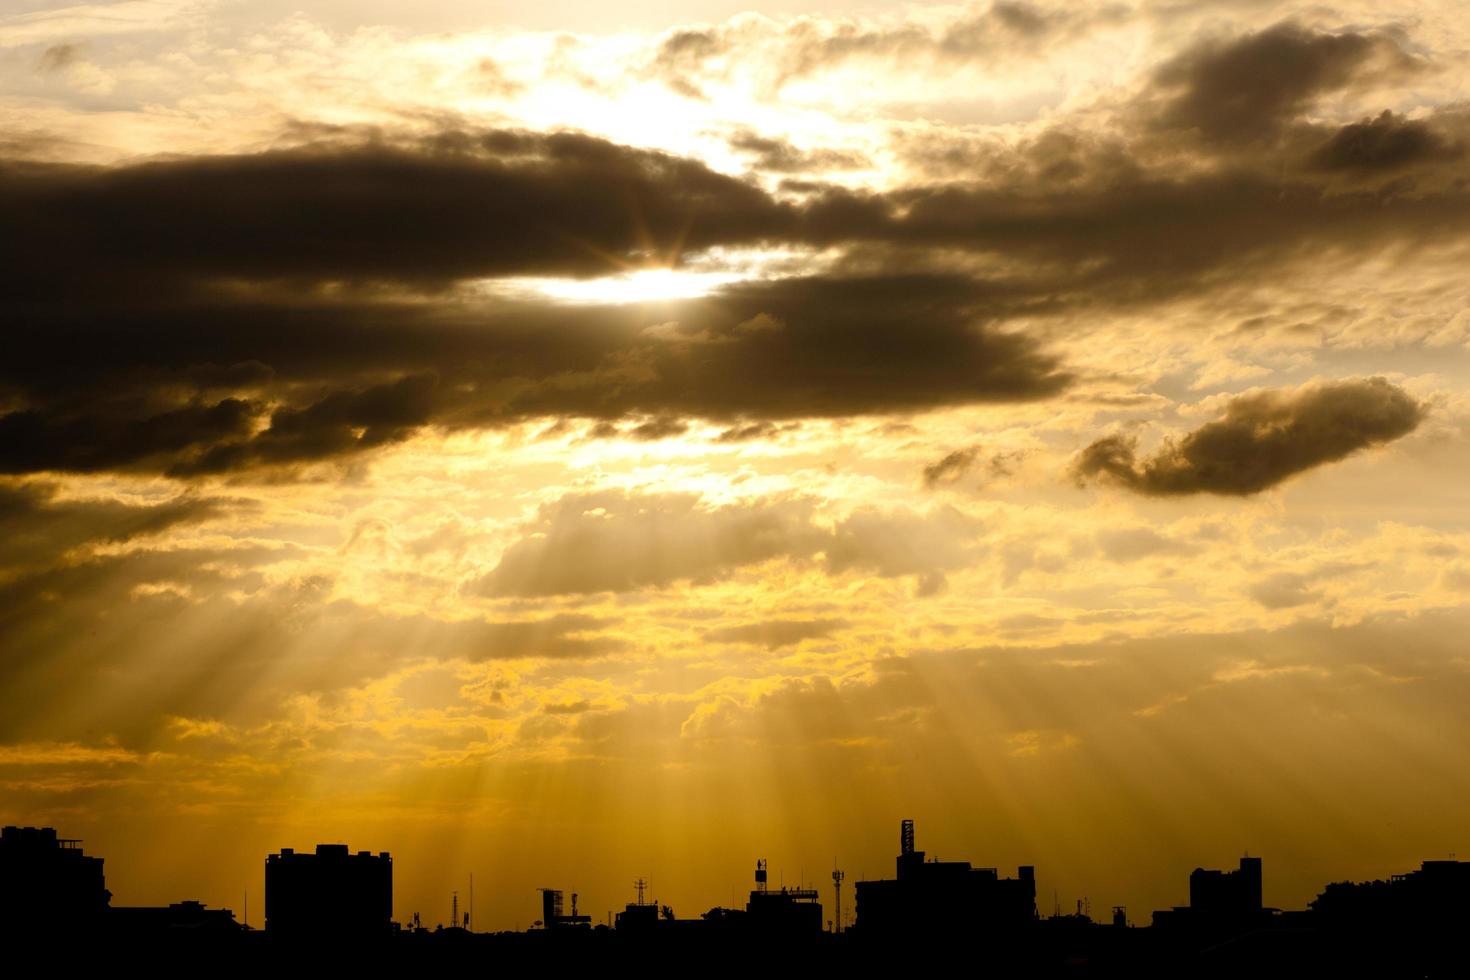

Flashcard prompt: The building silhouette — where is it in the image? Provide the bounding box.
[264,843,392,938]
[1190,855,1262,917]
[540,887,592,930]
[109,900,239,934]
[852,819,1035,937]
[1152,854,1268,933]
[6,819,1470,974]
[0,825,111,934]
[612,878,661,932]
[1312,858,1470,929]
[744,859,823,935]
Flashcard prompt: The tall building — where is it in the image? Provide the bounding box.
[0,826,111,934]
[264,843,392,938]
[853,820,1036,936]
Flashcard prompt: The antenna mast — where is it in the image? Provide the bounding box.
[832,867,845,933]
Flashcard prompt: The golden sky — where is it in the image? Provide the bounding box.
[3,0,1470,929]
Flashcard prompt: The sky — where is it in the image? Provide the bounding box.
[2,0,1469,930]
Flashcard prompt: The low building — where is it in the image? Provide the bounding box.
[853,820,1036,937]
[264,843,392,938]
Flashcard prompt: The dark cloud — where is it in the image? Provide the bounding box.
[0,130,791,298]
[704,618,848,649]
[175,373,440,475]
[1308,111,1461,174]
[0,398,258,475]
[7,99,1470,478]
[922,446,981,488]
[625,416,689,441]
[0,482,230,572]
[1076,378,1424,496]
[727,130,868,173]
[0,374,439,477]
[1152,22,1421,142]
[714,421,789,443]
[3,271,1070,475]
[0,141,781,333]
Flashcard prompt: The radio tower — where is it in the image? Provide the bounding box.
[831,867,845,933]
[451,891,458,930]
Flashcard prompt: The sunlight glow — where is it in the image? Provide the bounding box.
[507,268,747,305]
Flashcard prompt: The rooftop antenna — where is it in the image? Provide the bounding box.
[635,877,648,906]
[755,859,768,894]
[572,893,579,918]
[831,867,845,934]
[452,891,458,930]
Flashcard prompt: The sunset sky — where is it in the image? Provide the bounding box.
[3,0,1470,929]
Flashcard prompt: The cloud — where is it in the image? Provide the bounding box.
[626,416,689,441]
[2,270,1070,475]
[474,491,987,597]
[543,700,596,715]
[0,481,230,572]
[0,399,258,475]
[36,44,81,74]
[824,505,985,596]
[1248,571,1321,609]
[7,92,1470,479]
[1307,111,1461,174]
[727,130,868,173]
[1095,527,1184,563]
[922,446,981,488]
[714,420,789,443]
[473,491,824,597]
[0,130,793,297]
[651,2,1111,95]
[704,618,848,649]
[1076,378,1424,496]
[1152,22,1422,143]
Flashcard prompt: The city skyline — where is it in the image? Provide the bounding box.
[3,0,1470,943]
[1,817,1455,935]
